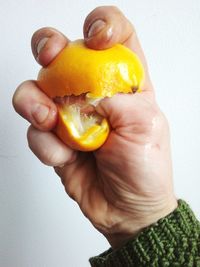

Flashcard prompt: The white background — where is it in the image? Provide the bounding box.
[0,0,200,266]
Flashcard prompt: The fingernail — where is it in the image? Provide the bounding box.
[36,37,49,54]
[32,104,49,124]
[88,19,106,38]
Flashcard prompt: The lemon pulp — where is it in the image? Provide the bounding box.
[54,94,109,150]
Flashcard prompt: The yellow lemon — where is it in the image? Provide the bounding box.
[37,40,144,151]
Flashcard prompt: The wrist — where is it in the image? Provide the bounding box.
[105,196,178,249]
[90,200,200,266]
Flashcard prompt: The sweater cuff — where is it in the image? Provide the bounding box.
[89,200,200,267]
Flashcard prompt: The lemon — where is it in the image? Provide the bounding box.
[37,40,144,151]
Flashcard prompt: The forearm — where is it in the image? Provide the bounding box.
[90,200,200,267]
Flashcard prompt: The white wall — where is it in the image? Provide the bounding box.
[0,0,200,266]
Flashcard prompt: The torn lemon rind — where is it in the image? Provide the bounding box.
[37,41,145,99]
[55,102,109,151]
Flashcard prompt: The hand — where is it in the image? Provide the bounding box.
[13,6,177,249]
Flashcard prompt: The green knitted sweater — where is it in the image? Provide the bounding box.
[90,200,200,267]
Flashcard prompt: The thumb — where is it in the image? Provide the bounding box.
[96,93,153,130]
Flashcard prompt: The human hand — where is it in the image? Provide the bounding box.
[13,6,177,249]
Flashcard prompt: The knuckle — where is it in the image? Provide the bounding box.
[27,125,35,149]
[66,187,76,201]
[39,145,74,167]
[108,5,122,14]
[62,180,77,201]
[27,126,76,167]
[134,100,165,134]
[97,5,121,13]
[40,148,62,166]
[27,125,33,140]
[15,80,31,94]
[12,80,29,110]
[43,155,56,166]
[35,148,61,166]
[147,106,169,135]
[88,5,122,21]
[27,127,58,166]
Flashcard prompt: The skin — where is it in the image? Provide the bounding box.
[13,6,177,249]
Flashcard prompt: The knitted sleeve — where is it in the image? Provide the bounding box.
[89,200,200,267]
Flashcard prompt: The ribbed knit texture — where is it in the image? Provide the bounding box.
[90,200,200,267]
